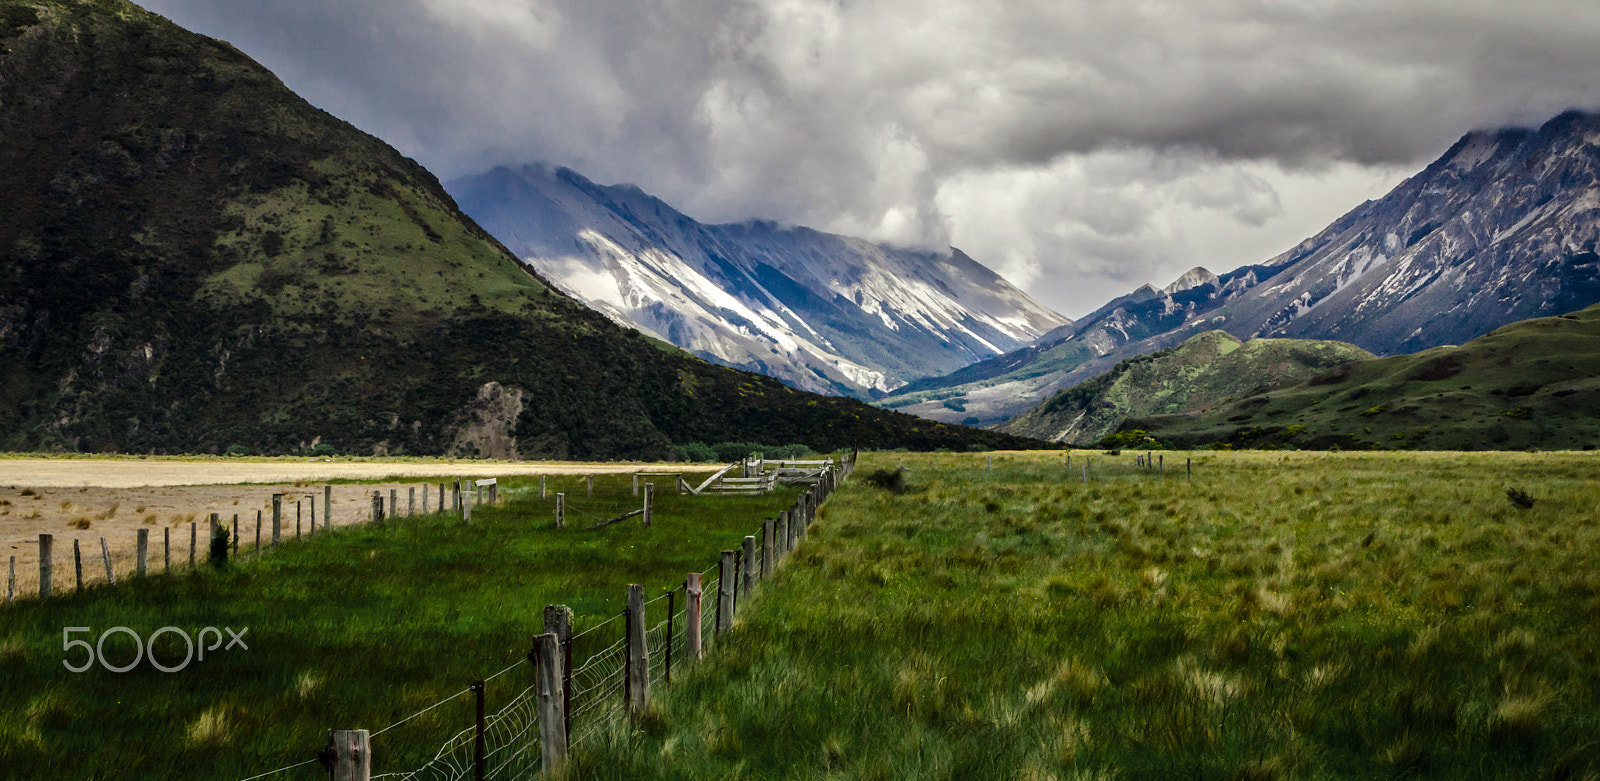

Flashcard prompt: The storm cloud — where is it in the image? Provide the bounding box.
[143,0,1600,316]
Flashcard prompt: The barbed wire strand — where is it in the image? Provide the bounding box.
[369,687,472,739]
[238,757,319,781]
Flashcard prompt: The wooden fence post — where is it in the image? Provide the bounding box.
[452,481,462,512]
[296,501,302,538]
[325,485,332,532]
[539,475,546,498]
[101,537,114,584]
[422,484,429,515]
[6,556,13,605]
[542,604,573,751]
[168,525,174,570]
[717,551,735,632]
[643,483,654,528]
[476,483,483,506]
[329,729,371,781]
[272,494,283,546]
[463,487,473,524]
[987,454,992,471]
[1187,458,1192,482]
[626,583,649,716]
[439,482,446,512]
[409,487,416,517]
[73,539,83,591]
[777,512,790,560]
[761,519,774,579]
[252,512,260,553]
[371,491,383,523]
[633,473,639,496]
[686,573,703,660]
[586,475,593,497]
[389,489,397,519]
[136,529,148,577]
[231,515,239,554]
[535,631,567,774]
[741,535,757,600]
[211,513,224,565]
[555,494,565,528]
[189,522,197,568]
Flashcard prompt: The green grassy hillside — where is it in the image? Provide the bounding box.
[1004,331,1373,445]
[0,0,1045,458]
[1128,305,1600,451]
[583,450,1600,779]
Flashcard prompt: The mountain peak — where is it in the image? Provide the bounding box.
[1162,267,1220,296]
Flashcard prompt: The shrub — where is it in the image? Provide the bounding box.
[210,525,230,568]
[676,442,717,463]
[710,441,764,462]
[1100,430,1165,450]
[862,468,909,493]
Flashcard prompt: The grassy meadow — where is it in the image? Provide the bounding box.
[586,450,1600,780]
[0,472,795,780]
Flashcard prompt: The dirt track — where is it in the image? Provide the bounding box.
[0,458,687,595]
[0,457,681,488]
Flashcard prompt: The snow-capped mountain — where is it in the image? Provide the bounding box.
[1207,108,1600,353]
[882,109,1600,426]
[446,164,1070,397]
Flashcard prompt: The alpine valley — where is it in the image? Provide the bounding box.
[881,110,1600,429]
[446,164,1069,398]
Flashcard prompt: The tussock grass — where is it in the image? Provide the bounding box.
[584,451,1600,779]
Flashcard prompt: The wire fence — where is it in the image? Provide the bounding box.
[3,482,482,605]
[236,456,854,780]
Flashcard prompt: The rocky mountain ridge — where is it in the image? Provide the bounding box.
[882,109,1600,426]
[447,163,1070,398]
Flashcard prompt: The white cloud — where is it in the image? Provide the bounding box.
[143,0,1600,315]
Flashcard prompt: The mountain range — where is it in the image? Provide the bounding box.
[446,164,1069,398]
[881,110,1600,427]
[0,0,1045,458]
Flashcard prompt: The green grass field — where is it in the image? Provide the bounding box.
[584,451,1600,780]
[0,472,796,780]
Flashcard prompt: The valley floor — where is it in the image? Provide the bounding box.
[580,449,1600,780]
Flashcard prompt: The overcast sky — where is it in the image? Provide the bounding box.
[144,0,1600,318]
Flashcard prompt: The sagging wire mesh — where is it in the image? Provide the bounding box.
[567,630,627,747]
[370,680,542,781]
[646,617,669,682]
[701,576,719,648]
[670,603,689,665]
